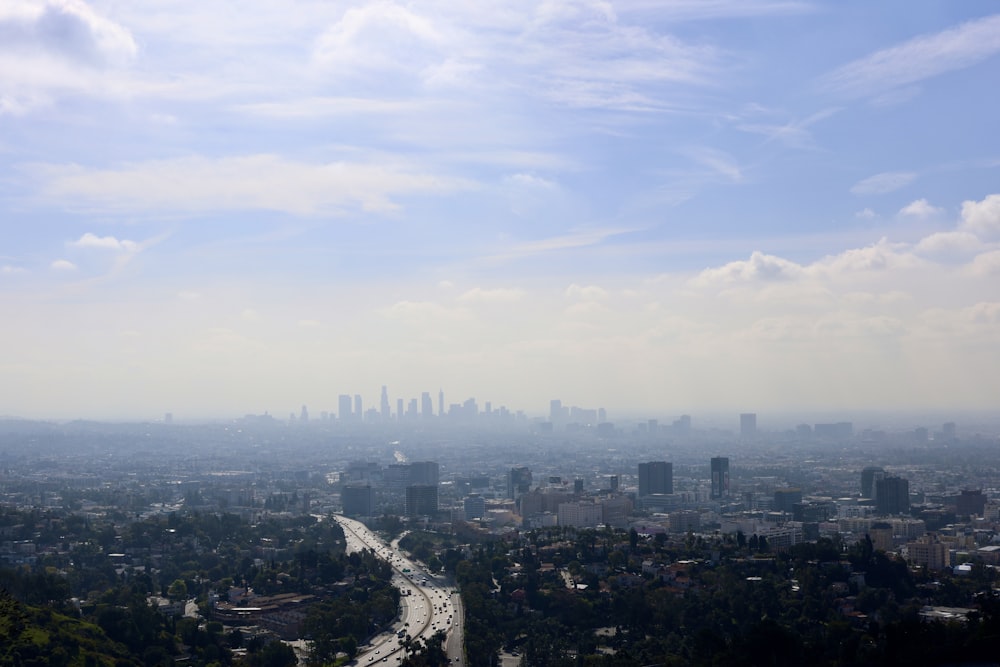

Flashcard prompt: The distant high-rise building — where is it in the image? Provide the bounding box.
[598,408,607,423]
[341,485,374,517]
[550,399,562,423]
[673,414,691,436]
[740,413,757,440]
[354,394,363,420]
[338,394,352,421]
[875,476,910,515]
[773,488,802,513]
[409,461,439,487]
[438,389,444,417]
[861,466,885,499]
[814,422,853,439]
[508,466,532,499]
[574,479,584,493]
[942,422,957,441]
[421,392,433,418]
[638,461,673,496]
[558,500,602,528]
[957,489,986,518]
[380,386,391,420]
[405,485,438,517]
[464,494,485,521]
[710,456,730,499]
[609,475,619,492]
[164,412,173,424]
[397,398,404,421]
[300,405,309,423]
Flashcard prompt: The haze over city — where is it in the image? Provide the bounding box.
[2,1,999,420]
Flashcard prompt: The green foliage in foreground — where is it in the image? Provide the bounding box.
[457,528,1000,667]
[1,588,143,667]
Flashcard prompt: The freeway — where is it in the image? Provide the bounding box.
[334,515,463,666]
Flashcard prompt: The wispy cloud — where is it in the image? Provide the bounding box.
[682,147,743,182]
[850,171,917,195]
[482,227,638,265]
[736,107,841,149]
[30,154,473,217]
[821,13,1000,99]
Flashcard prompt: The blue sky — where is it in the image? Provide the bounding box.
[1,0,999,421]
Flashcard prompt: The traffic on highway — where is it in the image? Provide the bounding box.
[334,515,462,665]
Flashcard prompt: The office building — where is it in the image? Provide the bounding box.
[464,494,486,521]
[421,392,433,418]
[508,467,532,499]
[710,457,730,500]
[405,485,438,517]
[773,488,803,514]
[341,485,374,517]
[942,422,957,441]
[380,386,391,420]
[814,422,853,440]
[861,466,885,499]
[638,461,673,497]
[740,413,757,440]
[354,394,362,420]
[907,534,948,570]
[409,461,440,487]
[957,490,986,518]
[338,394,352,421]
[875,476,910,515]
[558,501,602,528]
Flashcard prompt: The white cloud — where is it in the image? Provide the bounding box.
[50,259,76,271]
[914,231,983,257]
[960,193,1000,240]
[855,208,876,219]
[817,238,924,274]
[32,154,472,216]
[2,265,26,275]
[566,284,609,300]
[821,13,1000,99]
[0,0,137,65]
[0,0,137,113]
[968,250,1000,276]
[899,198,942,217]
[691,251,805,287]
[850,171,916,195]
[70,232,137,251]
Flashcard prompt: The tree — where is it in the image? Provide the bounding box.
[167,579,187,600]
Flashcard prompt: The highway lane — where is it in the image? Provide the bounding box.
[334,515,463,665]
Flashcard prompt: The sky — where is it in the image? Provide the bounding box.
[1,0,999,421]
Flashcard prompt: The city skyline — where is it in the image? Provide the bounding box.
[2,2,999,419]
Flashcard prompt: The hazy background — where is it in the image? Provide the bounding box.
[1,0,998,420]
